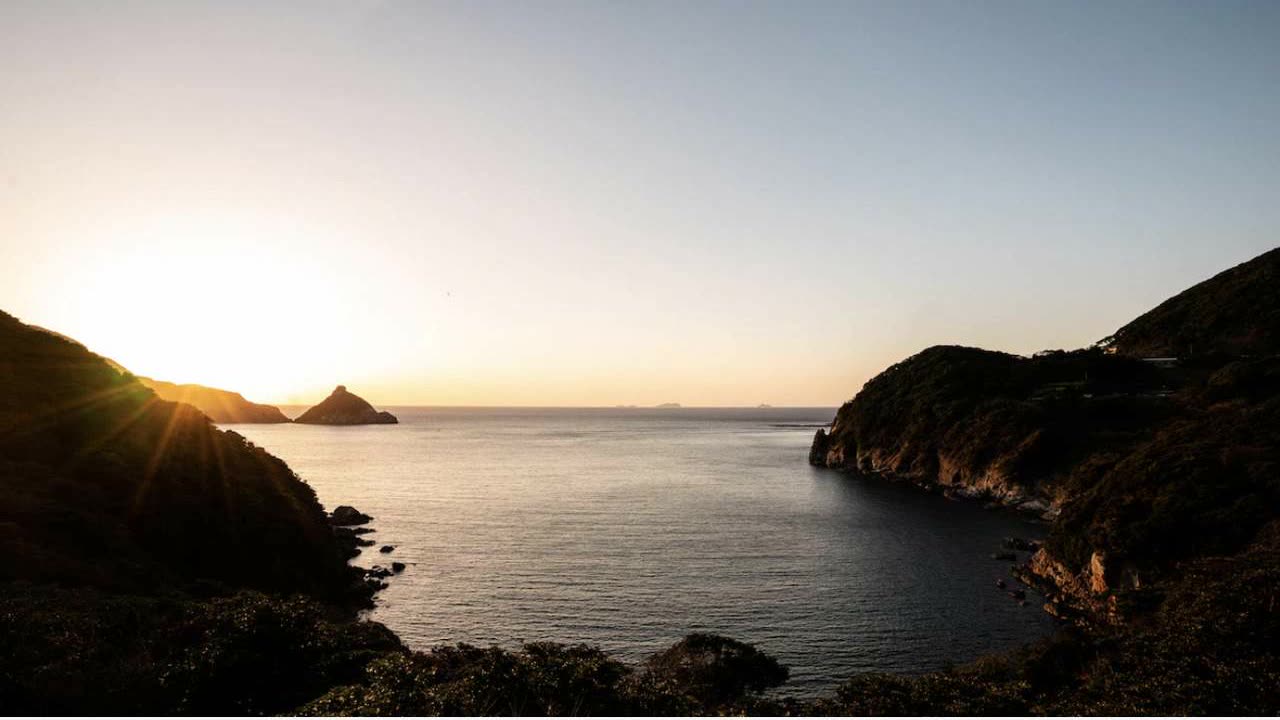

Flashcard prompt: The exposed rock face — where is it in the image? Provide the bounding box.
[138,377,290,423]
[808,345,1163,515]
[294,386,398,425]
[1021,548,1121,624]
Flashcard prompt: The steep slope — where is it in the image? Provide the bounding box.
[0,310,350,596]
[294,385,397,425]
[810,246,1280,625]
[1107,246,1280,357]
[811,346,1166,513]
[137,377,290,423]
[1035,355,1280,613]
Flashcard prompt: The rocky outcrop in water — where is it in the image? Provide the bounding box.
[330,505,373,526]
[294,386,398,425]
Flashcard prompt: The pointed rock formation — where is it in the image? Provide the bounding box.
[294,385,398,425]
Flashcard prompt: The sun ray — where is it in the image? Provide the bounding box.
[133,401,201,512]
[60,395,160,468]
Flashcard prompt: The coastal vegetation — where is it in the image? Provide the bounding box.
[2,247,1278,715]
[1105,246,1280,357]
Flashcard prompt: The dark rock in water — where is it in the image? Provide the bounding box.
[333,526,376,559]
[991,551,1017,562]
[391,562,406,573]
[1009,589,1027,600]
[366,565,393,579]
[379,545,395,554]
[996,578,1007,589]
[330,505,373,526]
[808,428,830,466]
[294,385,398,425]
[1003,536,1041,552]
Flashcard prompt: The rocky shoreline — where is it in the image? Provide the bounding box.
[811,427,1059,518]
[328,505,407,607]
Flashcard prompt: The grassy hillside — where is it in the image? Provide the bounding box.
[1107,246,1280,357]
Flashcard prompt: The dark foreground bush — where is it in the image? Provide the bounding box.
[300,633,791,716]
[633,633,790,713]
[0,587,401,715]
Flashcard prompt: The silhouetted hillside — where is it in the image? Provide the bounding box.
[812,346,1167,511]
[0,310,348,595]
[137,377,290,424]
[1107,246,1280,357]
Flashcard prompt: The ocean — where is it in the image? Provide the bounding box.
[228,406,1055,695]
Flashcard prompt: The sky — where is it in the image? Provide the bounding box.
[2,1,1278,406]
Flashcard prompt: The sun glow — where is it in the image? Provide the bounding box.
[45,213,383,404]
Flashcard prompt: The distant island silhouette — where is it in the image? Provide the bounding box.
[294,385,398,425]
[137,377,290,424]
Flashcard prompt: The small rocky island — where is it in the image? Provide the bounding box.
[294,385,398,425]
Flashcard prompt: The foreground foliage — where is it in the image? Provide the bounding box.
[0,586,791,716]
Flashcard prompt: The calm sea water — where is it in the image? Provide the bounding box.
[228,407,1054,695]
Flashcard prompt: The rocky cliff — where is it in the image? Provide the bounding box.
[137,377,290,423]
[811,246,1280,622]
[294,385,398,425]
[811,346,1166,516]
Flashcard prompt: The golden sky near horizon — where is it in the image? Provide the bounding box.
[3,2,1277,406]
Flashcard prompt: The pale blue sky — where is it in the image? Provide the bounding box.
[2,1,1277,405]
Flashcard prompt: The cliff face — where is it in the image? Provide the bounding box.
[294,386,398,425]
[0,310,351,596]
[812,346,1166,515]
[137,377,290,423]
